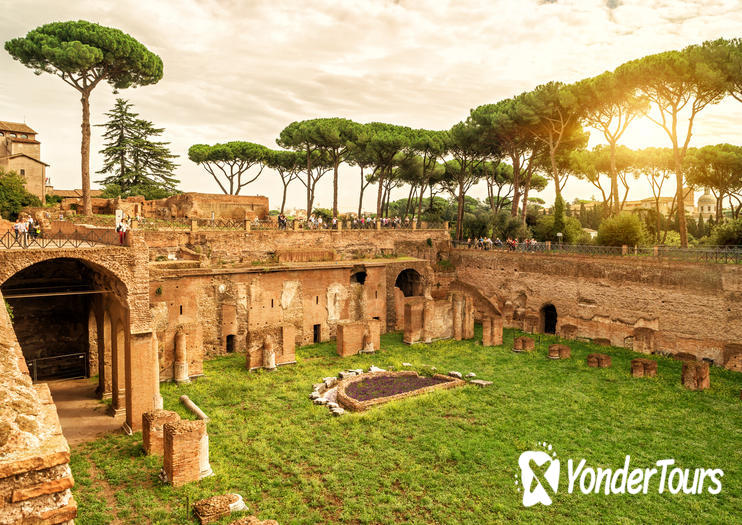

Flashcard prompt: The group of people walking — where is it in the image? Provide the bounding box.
[464,237,540,251]
[350,216,411,229]
[12,216,41,246]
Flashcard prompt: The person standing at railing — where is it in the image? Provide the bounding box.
[116,219,128,245]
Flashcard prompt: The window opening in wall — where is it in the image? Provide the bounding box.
[313,324,321,343]
[226,334,235,353]
[271,298,274,308]
[20,169,25,176]
[316,296,319,304]
[179,305,183,315]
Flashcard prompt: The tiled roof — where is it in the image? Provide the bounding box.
[0,121,36,134]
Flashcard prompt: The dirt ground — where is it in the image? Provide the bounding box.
[48,378,125,446]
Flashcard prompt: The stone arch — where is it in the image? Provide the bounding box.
[394,268,423,297]
[0,251,156,433]
[540,303,557,334]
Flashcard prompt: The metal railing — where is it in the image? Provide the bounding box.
[0,227,124,249]
[27,352,87,382]
[451,240,742,264]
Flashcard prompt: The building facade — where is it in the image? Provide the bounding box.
[0,121,48,202]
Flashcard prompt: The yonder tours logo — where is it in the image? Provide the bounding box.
[516,442,723,507]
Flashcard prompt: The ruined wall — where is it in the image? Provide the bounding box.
[148,262,393,379]
[451,250,742,370]
[0,291,77,524]
[143,228,450,265]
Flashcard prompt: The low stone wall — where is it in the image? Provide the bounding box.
[0,291,76,524]
[143,228,450,264]
[336,371,465,411]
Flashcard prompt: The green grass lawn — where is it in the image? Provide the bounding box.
[70,328,742,524]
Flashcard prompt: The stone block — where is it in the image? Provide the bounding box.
[631,358,658,378]
[336,321,364,357]
[163,420,206,487]
[470,380,493,387]
[513,336,535,352]
[681,361,710,391]
[587,353,611,368]
[143,409,181,456]
[403,298,425,344]
[548,344,571,359]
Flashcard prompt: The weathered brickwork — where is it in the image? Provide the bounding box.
[142,410,181,456]
[162,420,205,487]
[451,250,742,370]
[0,293,76,524]
[143,228,450,265]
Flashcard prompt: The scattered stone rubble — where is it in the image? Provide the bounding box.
[193,493,248,524]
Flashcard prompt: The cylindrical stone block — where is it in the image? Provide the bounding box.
[174,331,190,384]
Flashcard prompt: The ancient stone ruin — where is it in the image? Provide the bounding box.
[548,344,571,359]
[631,358,658,378]
[681,361,710,391]
[513,336,535,352]
[586,353,612,368]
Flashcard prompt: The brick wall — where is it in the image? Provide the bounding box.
[450,250,742,368]
[0,290,77,524]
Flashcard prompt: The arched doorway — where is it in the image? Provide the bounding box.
[1,258,127,387]
[394,269,423,297]
[541,304,557,334]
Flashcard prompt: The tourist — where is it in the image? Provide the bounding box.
[116,219,128,245]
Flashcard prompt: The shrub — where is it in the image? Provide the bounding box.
[597,212,648,246]
[0,168,41,220]
[709,218,742,246]
[533,215,584,244]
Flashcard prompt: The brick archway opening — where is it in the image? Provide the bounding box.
[395,269,423,297]
[540,304,557,335]
[1,257,127,383]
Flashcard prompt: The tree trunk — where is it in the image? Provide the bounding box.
[305,150,313,218]
[521,177,531,227]
[674,156,688,248]
[416,182,426,222]
[81,92,92,215]
[357,167,365,218]
[280,183,288,214]
[609,141,619,216]
[376,170,385,217]
[510,154,521,217]
[403,184,415,218]
[332,160,339,218]
[456,182,465,241]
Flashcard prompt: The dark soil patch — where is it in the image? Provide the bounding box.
[345,375,449,401]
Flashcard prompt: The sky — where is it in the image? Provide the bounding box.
[2,0,742,212]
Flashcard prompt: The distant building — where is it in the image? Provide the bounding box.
[568,187,715,218]
[0,121,49,202]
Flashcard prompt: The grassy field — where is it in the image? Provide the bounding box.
[70,328,742,524]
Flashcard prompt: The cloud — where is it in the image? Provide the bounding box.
[1,0,742,211]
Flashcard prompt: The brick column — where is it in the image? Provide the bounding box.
[491,317,503,346]
[244,220,251,231]
[190,219,198,232]
[162,420,206,486]
[482,316,492,346]
[403,298,424,344]
[452,294,463,341]
[142,410,180,455]
[125,332,158,433]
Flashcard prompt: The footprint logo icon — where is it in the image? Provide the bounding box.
[516,442,560,507]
